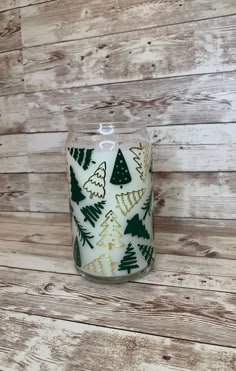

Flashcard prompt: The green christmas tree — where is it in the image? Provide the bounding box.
[81,201,106,227]
[73,214,94,249]
[124,214,150,239]
[142,190,152,220]
[68,147,94,170]
[110,149,132,187]
[138,244,154,266]
[70,165,85,205]
[73,236,81,267]
[118,242,139,274]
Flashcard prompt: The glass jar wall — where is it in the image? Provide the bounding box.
[66,123,154,283]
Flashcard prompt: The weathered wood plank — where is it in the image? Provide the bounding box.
[0,173,29,211]
[1,311,235,371]
[156,217,236,260]
[0,8,21,53]
[0,50,24,96]
[21,0,236,48]
[23,16,236,92]
[1,172,236,218]
[156,144,236,171]
[0,211,70,225]
[0,266,235,346]
[0,221,71,245]
[29,173,69,212]
[0,1,17,12]
[1,123,236,172]
[0,155,29,172]
[0,94,26,134]
[0,133,27,156]
[0,213,235,259]
[0,237,235,293]
[152,124,236,145]
[29,172,236,218]
[155,172,236,219]
[26,143,236,173]
[25,72,236,132]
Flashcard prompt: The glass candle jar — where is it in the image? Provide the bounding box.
[66,123,154,283]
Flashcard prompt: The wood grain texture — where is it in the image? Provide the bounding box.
[0,173,29,211]
[0,220,71,245]
[0,1,236,366]
[0,236,235,293]
[1,310,235,371]
[1,123,236,173]
[24,71,236,133]
[156,217,236,260]
[0,0,17,12]
[0,50,24,96]
[0,8,21,53]
[26,170,236,218]
[155,172,236,219]
[23,15,236,92]
[0,94,26,134]
[0,213,235,259]
[21,0,236,48]
[0,211,70,225]
[0,266,236,347]
[1,172,236,218]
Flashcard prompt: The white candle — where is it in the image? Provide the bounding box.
[67,142,154,279]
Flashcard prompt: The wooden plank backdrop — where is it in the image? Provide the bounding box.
[0,0,236,369]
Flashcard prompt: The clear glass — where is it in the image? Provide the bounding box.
[66,123,154,283]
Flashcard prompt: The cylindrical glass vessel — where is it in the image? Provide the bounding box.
[66,123,154,283]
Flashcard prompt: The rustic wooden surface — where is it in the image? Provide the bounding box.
[1,0,236,369]
[0,213,236,370]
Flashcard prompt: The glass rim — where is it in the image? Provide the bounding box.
[68,122,147,135]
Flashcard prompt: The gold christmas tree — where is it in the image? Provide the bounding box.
[130,143,149,181]
[116,188,146,216]
[97,210,125,250]
[83,162,106,199]
[83,253,116,275]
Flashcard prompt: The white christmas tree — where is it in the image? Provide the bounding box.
[83,162,106,199]
[97,210,125,250]
[83,253,116,275]
[130,143,149,181]
[116,188,146,216]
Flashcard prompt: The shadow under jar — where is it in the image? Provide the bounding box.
[66,123,155,283]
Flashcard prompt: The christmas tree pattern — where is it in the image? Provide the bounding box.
[138,244,154,266]
[116,188,146,216]
[141,189,153,220]
[130,143,149,181]
[97,210,125,250]
[70,165,86,205]
[81,201,106,227]
[68,147,94,170]
[118,242,139,274]
[124,214,150,239]
[83,162,106,199]
[83,253,116,275]
[73,236,81,267]
[149,157,153,174]
[110,149,132,188]
[73,214,94,249]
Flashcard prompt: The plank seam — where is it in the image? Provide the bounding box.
[21,70,236,96]
[0,263,235,290]
[21,13,236,50]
